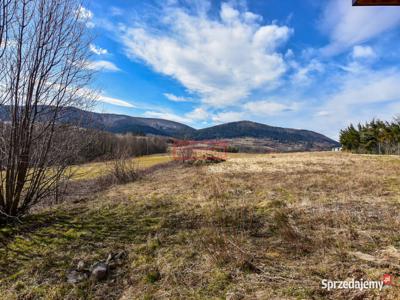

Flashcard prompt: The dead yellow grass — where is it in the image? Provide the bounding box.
[70,154,172,180]
[1,152,400,299]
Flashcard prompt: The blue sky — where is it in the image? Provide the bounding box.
[81,0,400,139]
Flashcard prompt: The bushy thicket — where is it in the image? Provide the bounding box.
[74,129,168,164]
[340,118,400,154]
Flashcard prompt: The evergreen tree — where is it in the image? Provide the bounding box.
[339,117,400,155]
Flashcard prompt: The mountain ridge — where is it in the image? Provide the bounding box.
[0,106,340,149]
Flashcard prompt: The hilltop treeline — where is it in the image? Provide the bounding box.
[340,118,400,154]
[73,130,168,164]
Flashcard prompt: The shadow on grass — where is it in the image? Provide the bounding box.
[0,197,176,299]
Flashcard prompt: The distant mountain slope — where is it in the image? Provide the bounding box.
[0,106,339,149]
[0,106,196,138]
[191,120,339,145]
[58,107,197,137]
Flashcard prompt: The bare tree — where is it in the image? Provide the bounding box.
[0,0,15,85]
[0,0,13,56]
[0,0,94,219]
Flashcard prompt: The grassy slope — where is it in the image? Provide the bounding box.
[1,152,400,299]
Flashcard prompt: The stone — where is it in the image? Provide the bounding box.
[114,250,126,260]
[106,253,113,264]
[67,270,87,284]
[76,260,85,272]
[91,262,108,281]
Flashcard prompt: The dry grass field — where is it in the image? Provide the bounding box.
[70,154,173,180]
[1,152,400,299]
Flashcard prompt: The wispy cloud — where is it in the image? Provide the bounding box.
[98,95,135,108]
[164,93,193,102]
[327,69,400,106]
[304,65,400,139]
[203,100,298,125]
[71,87,136,109]
[289,59,324,85]
[144,106,209,124]
[143,111,191,124]
[186,107,209,120]
[319,1,400,55]
[315,111,331,117]
[352,45,376,59]
[211,111,246,123]
[244,100,298,115]
[87,60,120,72]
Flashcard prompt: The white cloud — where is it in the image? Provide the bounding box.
[290,59,324,84]
[352,45,375,59]
[75,87,135,108]
[306,66,400,139]
[98,95,135,108]
[78,6,93,20]
[90,44,108,55]
[244,100,298,115]
[142,99,298,126]
[320,1,400,55]
[315,110,331,117]
[77,6,95,28]
[144,107,209,124]
[144,111,191,124]
[204,100,298,126]
[186,107,209,120]
[220,3,239,23]
[87,60,120,72]
[164,93,192,102]
[328,69,400,106]
[212,111,246,123]
[121,2,291,107]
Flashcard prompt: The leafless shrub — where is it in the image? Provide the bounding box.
[106,152,140,184]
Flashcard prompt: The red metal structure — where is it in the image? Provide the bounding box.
[171,140,228,161]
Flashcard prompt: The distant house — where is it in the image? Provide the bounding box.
[332,147,342,152]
